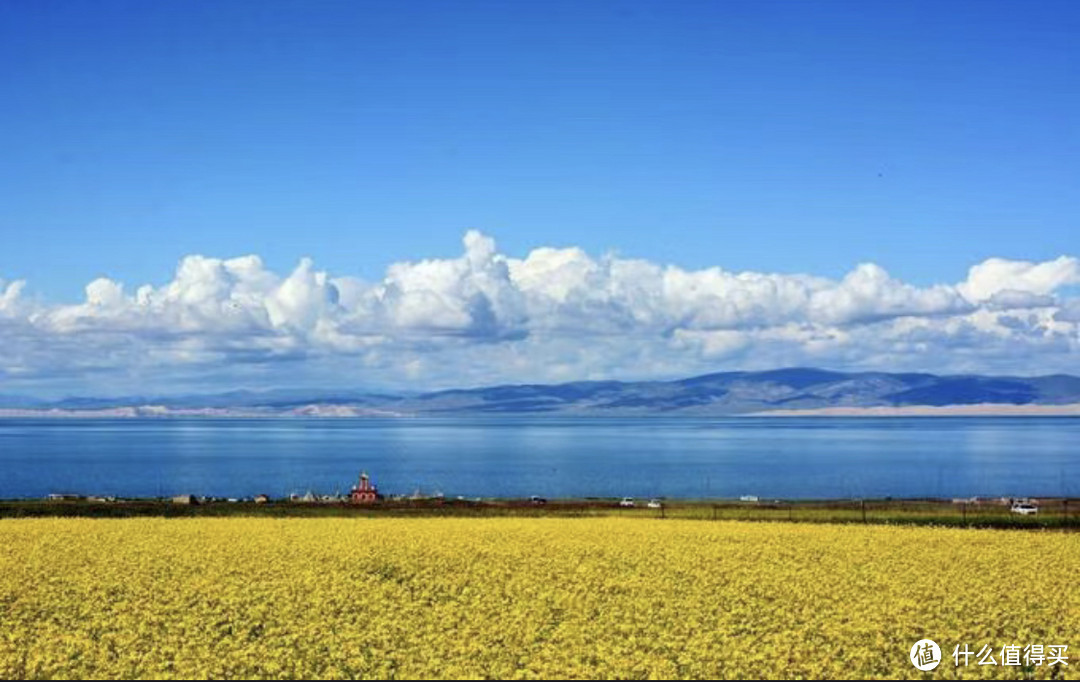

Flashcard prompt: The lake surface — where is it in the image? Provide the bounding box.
[1,417,1078,500]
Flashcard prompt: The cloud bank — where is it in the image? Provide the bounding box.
[2,232,1079,394]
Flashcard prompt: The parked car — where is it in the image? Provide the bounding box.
[619,497,636,508]
[1011,503,1038,515]
[647,499,663,509]
[529,495,547,505]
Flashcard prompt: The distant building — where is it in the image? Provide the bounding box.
[350,472,381,504]
[171,494,197,505]
[46,493,81,501]
[253,494,270,504]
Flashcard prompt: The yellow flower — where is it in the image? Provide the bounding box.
[0,518,1076,679]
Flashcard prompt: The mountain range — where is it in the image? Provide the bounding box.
[4,368,1080,416]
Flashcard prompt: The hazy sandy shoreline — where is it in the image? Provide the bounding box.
[750,403,1080,417]
[0,406,410,418]
[3,403,1080,418]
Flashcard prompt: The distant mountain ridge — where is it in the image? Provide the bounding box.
[4,368,1080,416]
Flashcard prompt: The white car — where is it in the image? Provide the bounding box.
[1011,503,1038,515]
[619,497,636,508]
[647,499,663,509]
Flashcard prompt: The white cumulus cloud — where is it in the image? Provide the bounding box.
[0,279,25,315]
[959,256,1080,302]
[1,232,1078,393]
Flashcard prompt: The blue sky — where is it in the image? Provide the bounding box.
[0,0,1078,395]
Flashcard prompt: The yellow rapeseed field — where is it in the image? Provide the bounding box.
[0,518,1076,679]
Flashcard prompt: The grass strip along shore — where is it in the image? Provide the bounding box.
[1,496,1078,530]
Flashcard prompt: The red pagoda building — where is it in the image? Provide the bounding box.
[350,472,381,504]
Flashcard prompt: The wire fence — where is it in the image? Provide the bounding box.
[657,498,1079,529]
[2,497,1078,529]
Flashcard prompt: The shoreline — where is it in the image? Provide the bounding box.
[3,403,1080,418]
[748,402,1080,417]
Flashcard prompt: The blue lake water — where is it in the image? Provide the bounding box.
[1,417,1078,500]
